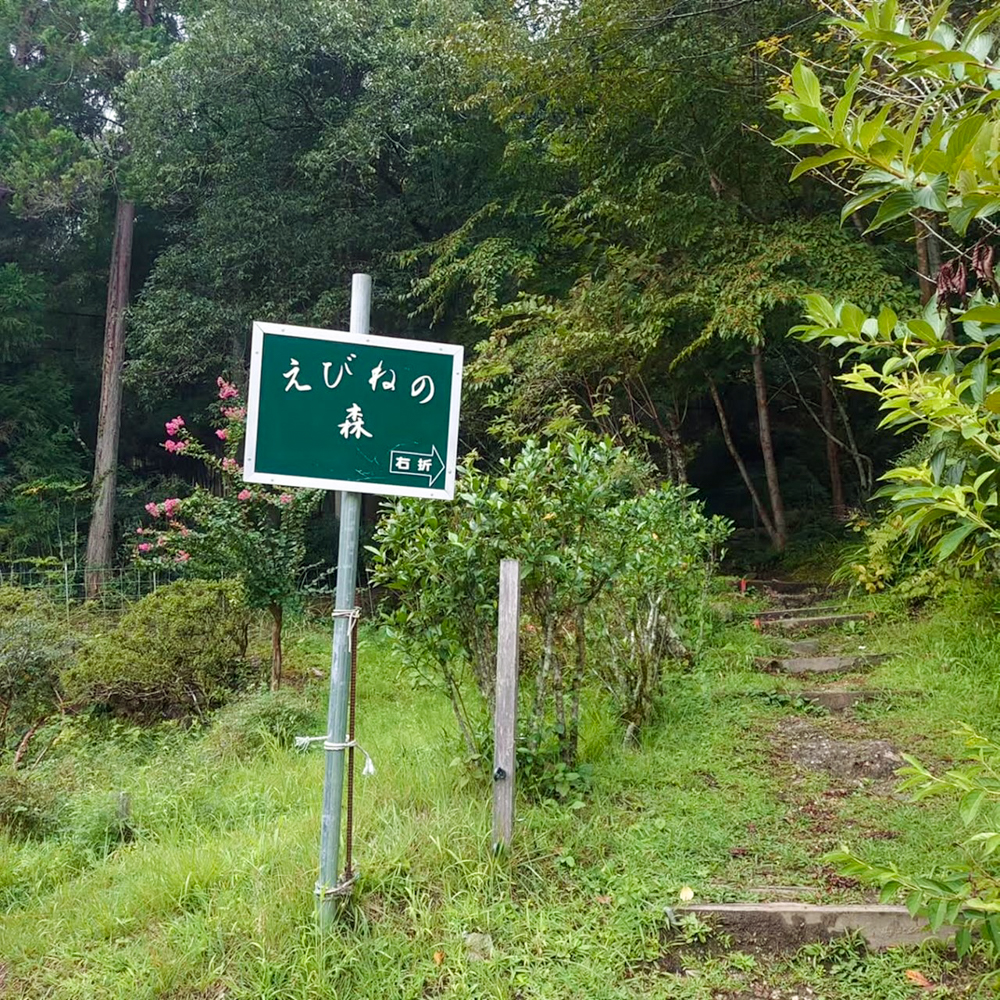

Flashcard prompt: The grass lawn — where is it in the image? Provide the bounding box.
[2,583,1000,998]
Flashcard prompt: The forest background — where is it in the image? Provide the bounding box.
[0,0,942,581]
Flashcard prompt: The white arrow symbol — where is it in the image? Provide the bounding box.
[388,445,445,488]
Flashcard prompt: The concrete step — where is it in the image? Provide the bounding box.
[678,903,952,951]
[755,654,889,676]
[762,613,869,634]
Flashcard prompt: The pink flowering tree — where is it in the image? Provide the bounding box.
[136,377,323,690]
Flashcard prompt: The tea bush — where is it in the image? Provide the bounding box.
[64,580,251,721]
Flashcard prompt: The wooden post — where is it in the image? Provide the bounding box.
[492,559,520,852]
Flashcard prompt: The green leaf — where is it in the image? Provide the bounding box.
[914,173,948,211]
[792,62,822,107]
[960,304,1000,324]
[937,521,977,562]
[866,189,916,231]
[841,184,896,222]
[959,788,987,824]
[955,925,972,958]
[790,150,852,180]
[983,915,1000,954]
[970,359,988,404]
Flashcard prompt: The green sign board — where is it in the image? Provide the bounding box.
[244,322,464,499]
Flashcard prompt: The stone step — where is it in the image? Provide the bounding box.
[742,579,827,595]
[780,639,820,656]
[797,690,878,712]
[677,903,952,951]
[749,606,842,622]
[762,613,869,634]
[754,654,889,675]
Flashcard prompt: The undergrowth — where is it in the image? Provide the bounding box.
[2,590,1000,998]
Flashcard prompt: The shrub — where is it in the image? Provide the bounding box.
[371,432,730,765]
[203,689,322,761]
[0,772,60,839]
[592,485,730,743]
[137,378,324,691]
[0,585,71,748]
[64,580,251,721]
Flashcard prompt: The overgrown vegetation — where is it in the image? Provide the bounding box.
[5,0,1000,993]
[0,597,999,997]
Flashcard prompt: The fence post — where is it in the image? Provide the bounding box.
[492,558,520,853]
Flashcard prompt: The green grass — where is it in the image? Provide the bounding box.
[3,588,1000,998]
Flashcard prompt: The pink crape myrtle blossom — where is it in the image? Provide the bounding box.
[215,428,228,441]
[163,439,188,454]
[279,493,293,505]
[165,416,185,437]
[137,543,152,554]
[145,502,161,517]
[238,489,253,501]
[162,498,181,517]
[221,406,246,421]
[175,550,190,563]
[217,377,239,400]
[222,457,241,473]
[157,536,167,547]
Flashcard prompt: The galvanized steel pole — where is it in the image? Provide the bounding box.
[317,273,370,926]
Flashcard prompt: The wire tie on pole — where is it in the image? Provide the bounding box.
[294,735,375,775]
[313,871,357,899]
[331,607,362,621]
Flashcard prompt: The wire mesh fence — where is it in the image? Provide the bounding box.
[0,561,175,618]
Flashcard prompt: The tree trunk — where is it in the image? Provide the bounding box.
[269,603,283,691]
[655,406,688,487]
[566,606,585,766]
[818,357,845,520]
[915,216,935,305]
[84,197,135,598]
[750,343,786,552]
[707,377,779,548]
[133,0,155,27]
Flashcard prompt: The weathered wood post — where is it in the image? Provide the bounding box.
[492,558,520,852]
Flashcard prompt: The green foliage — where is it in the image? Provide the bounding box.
[371,433,651,764]
[0,585,70,745]
[775,0,1000,568]
[836,509,958,598]
[0,771,59,840]
[371,432,729,767]
[773,0,1000,237]
[64,579,250,720]
[203,689,323,762]
[122,0,492,400]
[0,108,102,218]
[827,726,1000,960]
[0,262,43,361]
[593,487,730,739]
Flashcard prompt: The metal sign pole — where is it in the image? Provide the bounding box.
[317,273,370,926]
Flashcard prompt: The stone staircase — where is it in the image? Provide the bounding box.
[675,577,941,953]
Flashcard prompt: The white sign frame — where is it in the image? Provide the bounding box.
[243,321,464,500]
